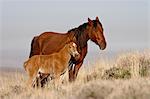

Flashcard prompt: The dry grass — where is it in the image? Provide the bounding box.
[0,50,150,99]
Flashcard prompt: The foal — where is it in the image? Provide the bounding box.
[24,42,80,87]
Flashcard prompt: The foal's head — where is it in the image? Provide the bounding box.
[67,42,80,60]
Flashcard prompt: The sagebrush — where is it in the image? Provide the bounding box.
[0,50,150,99]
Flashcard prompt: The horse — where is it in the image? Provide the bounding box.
[24,42,80,87]
[29,17,107,82]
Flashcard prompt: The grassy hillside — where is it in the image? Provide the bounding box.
[0,50,150,99]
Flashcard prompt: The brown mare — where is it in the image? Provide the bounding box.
[24,42,80,87]
[29,17,107,82]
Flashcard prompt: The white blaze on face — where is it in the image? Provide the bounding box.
[71,42,79,56]
[72,42,76,47]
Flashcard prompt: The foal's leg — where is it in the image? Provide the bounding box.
[27,78,33,87]
[54,75,60,89]
[28,76,38,88]
[32,74,40,88]
[31,72,43,88]
[40,73,50,88]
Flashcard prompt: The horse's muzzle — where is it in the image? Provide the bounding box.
[99,41,106,50]
[74,52,80,61]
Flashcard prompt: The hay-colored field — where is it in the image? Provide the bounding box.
[0,50,150,99]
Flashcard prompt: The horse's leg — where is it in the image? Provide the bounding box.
[69,46,87,82]
[73,61,83,80]
[68,63,74,82]
[69,61,83,82]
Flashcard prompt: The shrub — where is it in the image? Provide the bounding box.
[102,67,131,79]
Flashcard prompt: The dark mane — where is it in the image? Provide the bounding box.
[68,23,88,33]
[68,20,103,33]
[67,22,89,49]
[67,23,88,45]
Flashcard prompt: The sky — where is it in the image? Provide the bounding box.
[0,0,150,68]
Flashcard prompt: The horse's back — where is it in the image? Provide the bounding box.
[38,32,69,55]
[29,32,69,57]
[39,32,66,40]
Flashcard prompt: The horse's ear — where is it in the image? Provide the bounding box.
[96,16,99,21]
[88,18,92,26]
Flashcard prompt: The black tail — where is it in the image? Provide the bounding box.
[29,36,39,58]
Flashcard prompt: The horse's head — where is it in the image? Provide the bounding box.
[88,17,107,50]
[68,42,80,61]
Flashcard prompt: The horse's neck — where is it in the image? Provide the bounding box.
[71,29,89,48]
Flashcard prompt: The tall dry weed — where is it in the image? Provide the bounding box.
[0,50,150,99]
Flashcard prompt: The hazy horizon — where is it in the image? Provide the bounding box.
[0,0,150,68]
